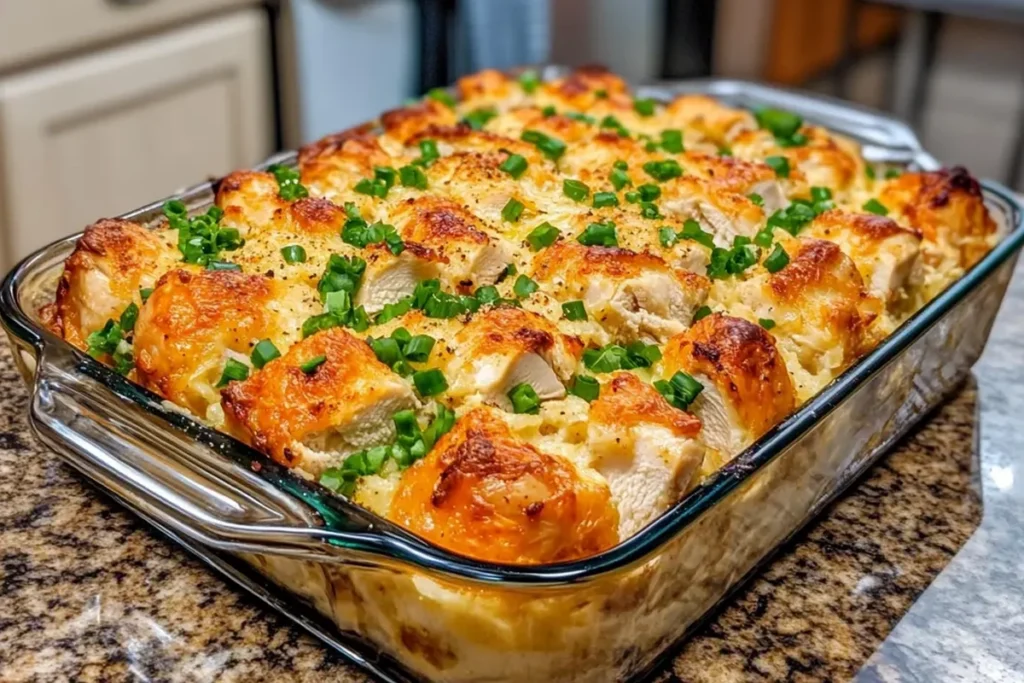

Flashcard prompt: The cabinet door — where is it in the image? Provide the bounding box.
[0,9,273,268]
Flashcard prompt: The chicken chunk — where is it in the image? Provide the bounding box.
[587,372,705,537]
[388,196,514,291]
[803,209,922,303]
[388,406,619,564]
[660,314,796,460]
[682,151,800,213]
[379,99,460,145]
[662,94,756,146]
[731,127,862,198]
[879,167,997,269]
[659,176,765,248]
[446,306,583,407]
[133,269,319,420]
[532,241,710,343]
[221,327,417,475]
[49,219,180,350]
[354,243,445,314]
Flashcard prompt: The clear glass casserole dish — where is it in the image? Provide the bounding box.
[2,75,1021,682]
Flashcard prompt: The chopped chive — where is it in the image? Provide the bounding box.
[758,318,776,330]
[654,371,704,410]
[526,222,561,250]
[659,226,679,247]
[207,261,241,271]
[885,167,902,179]
[633,98,656,117]
[369,337,403,366]
[680,219,715,249]
[577,221,618,247]
[399,164,428,190]
[568,374,600,402]
[250,339,281,369]
[216,358,249,387]
[610,167,631,191]
[593,191,619,208]
[748,193,764,207]
[502,197,526,222]
[755,108,803,139]
[418,139,440,166]
[563,179,590,202]
[518,70,541,94]
[863,198,889,216]
[413,368,448,396]
[660,129,684,153]
[521,130,567,160]
[513,275,538,298]
[427,87,456,108]
[541,105,557,117]
[765,156,790,178]
[300,355,327,375]
[119,303,139,332]
[764,243,790,273]
[281,244,307,264]
[692,305,712,323]
[500,153,529,179]
[403,335,436,362]
[139,287,154,303]
[561,300,587,321]
[624,190,640,203]
[639,202,661,219]
[463,107,497,130]
[508,383,541,414]
[642,159,683,182]
[811,186,833,203]
[475,285,500,305]
[638,183,661,202]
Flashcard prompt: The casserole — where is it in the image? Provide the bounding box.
[3,67,1021,682]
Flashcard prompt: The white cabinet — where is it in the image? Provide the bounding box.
[0,9,272,268]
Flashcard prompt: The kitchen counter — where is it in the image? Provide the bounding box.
[2,263,1024,682]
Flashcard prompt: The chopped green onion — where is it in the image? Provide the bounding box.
[281,245,307,264]
[764,243,790,273]
[639,202,661,219]
[600,115,629,137]
[885,168,902,179]
[216,358,250,387]
[513,274,538,298]
[207,261,241,271]
[502,197,526,222]
[638,183,661,202]
[422,403,456,449]
[561,300,587,321]
[541,105,557,117]
[593,191,619,208]
[655,371,704,410]
[399,164,428,190]
[624,190,640,203]
[518,70,540,94]
[119,303,139,332]
[863,198,889,216]
[642,159,683,182]
[659,226,679,248]
[500,154,529,179]
[755,108,803,139]
[251,339,281,369]
[610,167,631,191]
[866,166,877,180]
[633,98,656,117]
[526,222,561,250]
[300,355,327,375]
[324,289,352,315]
[521,130,567,160]
[660,129,684,153]
[508,383,541,414]
[463,107,497,130]
[577,220,618,247]
[692,305,712,323]
[568,374,600,402]
[427,87,456,108]
[582,342,660,373]
[369,336,403,366]
[565,111,596,124]
[418,139,440,166]
[404,335,436,362]
[475,285,500,305]
[810,186,832,203]
[269,164,309,201]
[759,318,776,330]
[754,227,774,248]
[563,179,590,202]
[765,156,790,178]
[748,193,764,207]
[680,219,715,249]
[413,368,448,396]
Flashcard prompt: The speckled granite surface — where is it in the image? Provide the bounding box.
[1,263,1023,682]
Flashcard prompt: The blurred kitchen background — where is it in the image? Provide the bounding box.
[0,0,1022,270]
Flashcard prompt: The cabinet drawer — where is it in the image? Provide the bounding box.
[0,10,273,268]
[0,0,255,71]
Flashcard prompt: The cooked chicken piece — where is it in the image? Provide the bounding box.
[532,241,710,344]
[534,65,632,114]
[587,372,705,537]
[388,196,514,291]
[731,127,863,198]
[297,128,402,212]
[221,327,417,475]
[133,269,319,421]
[879,167,997,269]
[355,243,444,314]
[682,151,803,213]
[48,219,181,350]
[446,306,583,406]
[659,176,765,248]
[663,94,756,146]
[803,209,922,302]
[388,406,619,564]
[718,237,882,401]
[660,314,796,459]
[216,170,289,233]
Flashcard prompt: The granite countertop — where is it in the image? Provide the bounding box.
[2,262,1024,682]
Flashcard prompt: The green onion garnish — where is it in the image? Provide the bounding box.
[521,130,567,160]
[399,165,428,190]
[654,371,703,410]
[502,197,525,222]
[862,198,889,216]
[217,358,250,387]
[427,87,456,108]
[568,374,600,402]
[692,305,712,323]
[748,193,764,207]
[518,70,540,94]
[526,222,561,250]
[593,191,619,208]
[660,129,684,153]
[633,98,656,117]
[759,318,776,330]
[561,300,587,321]
[508,383,541,414]
[610,167,631,191]
[500,154,529,179]
[765,156,790,178]
[642,159,683,182]
[413,368,448,396]
[577,220,618,247]
[563,179,590,202]
[251,339,281,369]
[281,245,307,264]
[513,275,538,298]
[764,243,790,273]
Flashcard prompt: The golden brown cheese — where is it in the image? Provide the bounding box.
[221,327,416,474]
[663,94,756,146]
[879,167,996,268]
[731,127,863,197]
[660,314,796,459]
[388,406,620,564]
[51,219,179,350]
[133,269,318,419]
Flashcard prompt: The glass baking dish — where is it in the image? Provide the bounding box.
[2,76,1021,683]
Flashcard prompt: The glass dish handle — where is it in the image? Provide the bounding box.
[28,344,385,564]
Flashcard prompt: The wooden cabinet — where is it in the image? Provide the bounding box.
[0,9,272,268]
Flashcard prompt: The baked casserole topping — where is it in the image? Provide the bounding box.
[42,67,998,565]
